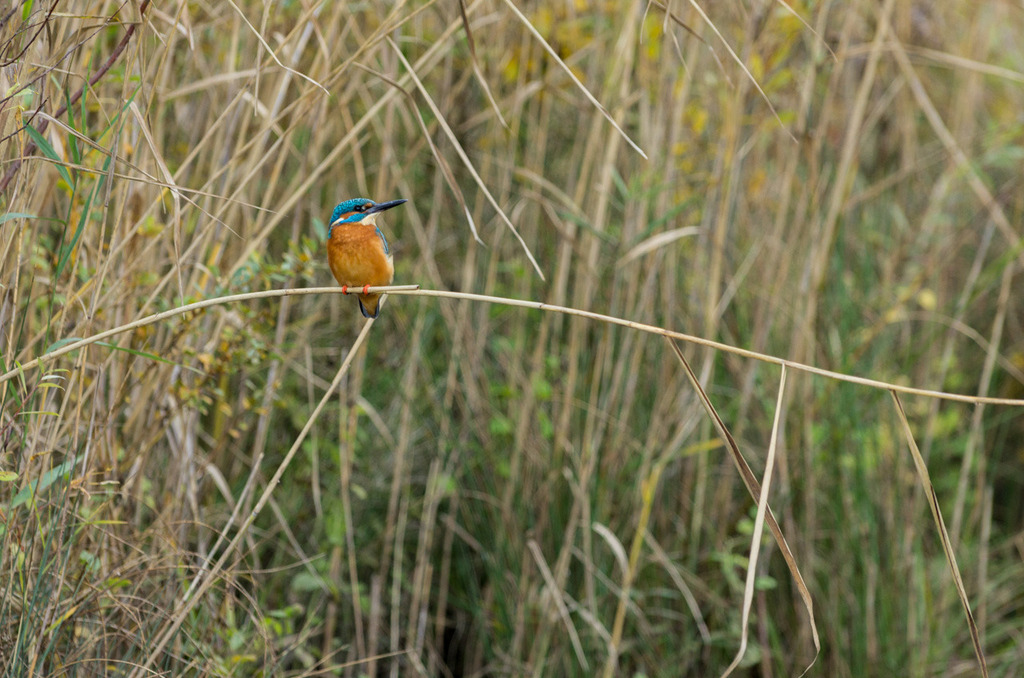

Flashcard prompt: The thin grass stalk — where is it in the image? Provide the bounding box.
[389,491,409,677]
[346,341,379,667]
[599,456,668,678]
[950,263,1012,546]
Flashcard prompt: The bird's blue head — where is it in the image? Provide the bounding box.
[329,198,408,228]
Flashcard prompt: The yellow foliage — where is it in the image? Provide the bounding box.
[749,53,764,81]
[915,289,937,311]
[642,14,663,61]
[686,104,708,134]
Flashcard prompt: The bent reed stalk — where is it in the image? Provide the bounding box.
[2,285,1022,407]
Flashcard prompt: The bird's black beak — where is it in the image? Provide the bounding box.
[366,199,408,215]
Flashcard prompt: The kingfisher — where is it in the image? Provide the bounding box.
[326,197,407,318]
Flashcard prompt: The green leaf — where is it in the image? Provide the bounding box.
[44,337,203,373]
[62,84,82,166]
[44,337,83,353]
[312,217,327,241]
[79,550,101,573]
[66,108,80,165]
[0,470,17,482]
[56,153,111,277]
[12,457,78,508]
[25,124,72,186]
[290,572,325,593]
[95,341,203,373]
[0,212,38,225]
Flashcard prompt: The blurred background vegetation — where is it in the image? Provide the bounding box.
[1,0,1023,675]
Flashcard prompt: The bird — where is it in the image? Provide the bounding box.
[326,197,407,318]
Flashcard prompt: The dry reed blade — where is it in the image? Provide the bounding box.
[668,339,821,668]
[223,0,328,95]
[887,18,1021,253]
[685,0,795,141]
[721,366,790,677]
[890,391,989,677]
[527,539,589,670]
[498,0,647,159]
[387,37,546,279]
[457,0,509,130]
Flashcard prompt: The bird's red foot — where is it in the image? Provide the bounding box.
[362,284,371,295]
[340,285,348,295]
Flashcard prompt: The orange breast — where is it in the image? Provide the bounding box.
[326,223,395,288]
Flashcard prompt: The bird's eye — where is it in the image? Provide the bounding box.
[355,204,367,212]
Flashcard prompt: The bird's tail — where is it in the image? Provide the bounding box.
[358,294,383,318]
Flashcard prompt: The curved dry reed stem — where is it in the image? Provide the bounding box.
[2,285,1023,406]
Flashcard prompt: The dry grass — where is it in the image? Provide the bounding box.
[2,1,1024,676]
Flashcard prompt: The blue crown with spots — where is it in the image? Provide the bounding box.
[330,198,375,226]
